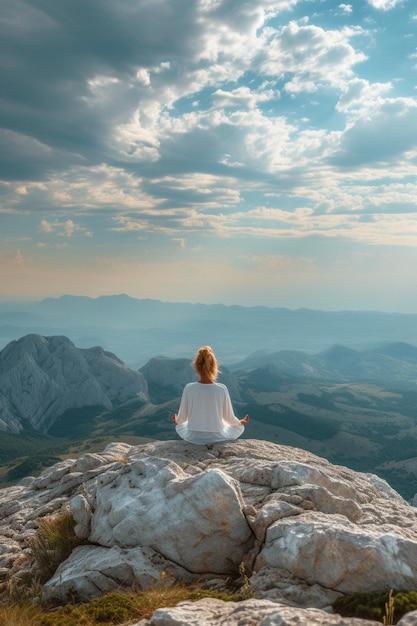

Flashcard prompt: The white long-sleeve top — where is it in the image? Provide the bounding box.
[175,382,244,444]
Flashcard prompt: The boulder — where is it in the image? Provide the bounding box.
[254,511,417,593]
[88,456,253,574]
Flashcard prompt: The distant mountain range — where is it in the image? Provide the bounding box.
[1,294,417,366]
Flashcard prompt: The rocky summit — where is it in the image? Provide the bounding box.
[1,439,417,625]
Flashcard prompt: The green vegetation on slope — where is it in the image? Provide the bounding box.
[243,402,340,440]
[334,590,417,624]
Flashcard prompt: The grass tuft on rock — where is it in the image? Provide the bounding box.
[27,510,85,584]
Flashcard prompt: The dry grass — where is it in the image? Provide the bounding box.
[0,601,45,626]
[383,589,395,625]
[27,510,85,584]
[0,586,242,626]
[128,585,240,620]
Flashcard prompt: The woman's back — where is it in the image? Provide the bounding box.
[176,382,230,432]
[173,346,248,445]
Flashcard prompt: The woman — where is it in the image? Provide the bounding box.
[173,346,249,445]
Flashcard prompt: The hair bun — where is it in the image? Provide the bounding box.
[193,346,218,381]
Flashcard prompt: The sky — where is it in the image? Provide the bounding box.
[1,0,417,312]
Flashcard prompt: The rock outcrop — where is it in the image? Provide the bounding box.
[0,334,148,432]
[1,439,417,625]
[133,597,403,625]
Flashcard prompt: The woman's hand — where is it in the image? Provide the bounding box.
[172,413,178,424]
[240,414,249,425]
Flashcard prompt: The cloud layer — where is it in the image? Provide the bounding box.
[1,0,417,311]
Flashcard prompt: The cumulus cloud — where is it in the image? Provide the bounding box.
[339,4,353,14]
[367,0,402,9]
[254,20,367,91]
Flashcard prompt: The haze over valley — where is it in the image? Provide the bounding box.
[1,294,417,367]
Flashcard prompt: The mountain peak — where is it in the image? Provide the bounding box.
[0,334,148,433]
[319,344,361,362]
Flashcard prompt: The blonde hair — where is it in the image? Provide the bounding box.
[193,346,218,382]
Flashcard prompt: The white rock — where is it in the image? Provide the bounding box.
[145,598,381,625]
[43,544,197,603]
[250,567,342,609]
[89,456,253,574]
[254,511,417,593]
[31,458,75,489]
[398,611,417,625]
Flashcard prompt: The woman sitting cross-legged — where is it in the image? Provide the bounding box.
[173,345,249,445]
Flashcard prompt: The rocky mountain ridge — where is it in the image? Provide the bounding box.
[232,341,417,386]
[2,439,417,625]
[0,334,148,433]
[2,333,417,438]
